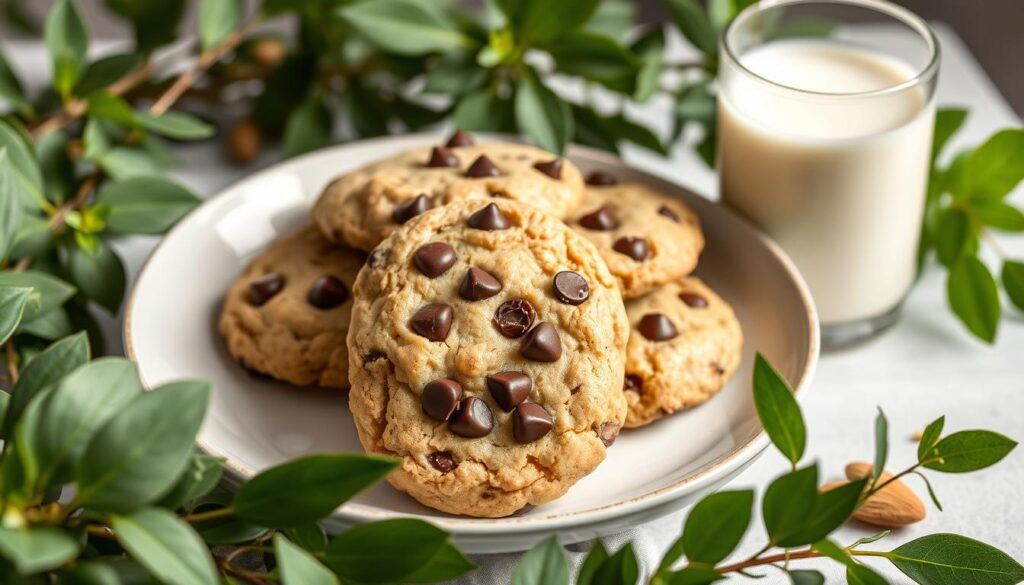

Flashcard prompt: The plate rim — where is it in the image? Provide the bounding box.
[123,133,820,535]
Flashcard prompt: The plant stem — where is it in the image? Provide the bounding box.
[182,505,236,523]
[49,172,100,231]
[149,17,264,116]
[85,524,117,540]
[4,339,18,385]
[861,462,921,504]
[715,547,887,574]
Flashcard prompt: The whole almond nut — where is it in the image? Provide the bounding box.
[824,462,927,527]
[228,119,263,164]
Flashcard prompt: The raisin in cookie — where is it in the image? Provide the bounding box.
[569,173,704,299]
[219,226,364,388]
[622,276,743,428]
[312,132,585,251]
[347,199,628,517]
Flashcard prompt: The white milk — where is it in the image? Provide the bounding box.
[718,39,935,324]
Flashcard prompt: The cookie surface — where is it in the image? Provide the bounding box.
[312,135,585,251]
[569,177,704,299]
[347,199,628,517]
[623,277,743,428]
[219,226,364,388]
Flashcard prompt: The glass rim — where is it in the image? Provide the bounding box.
[720,0,940,99]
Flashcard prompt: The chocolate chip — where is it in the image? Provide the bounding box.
[512,402,553,443]
[613,236,650,261]
[679,292,709,308]
[658,205,680,222]
[638,313,677,341]
[449,396,494,438]
[414,242,456,278]
[586,171,618,186]
[426,146,459,168]
[307,276,348,309]
[467,203,510,230]
[510,504,535,517]
[446,130,474,147]
[552,271,589,305]
[393,194,433,224]
[486,371,532,412]
[427,451,457,473]
[421,378,463,421]
[578,206,619,231]
[598,422,620,447]
[493,299,535,338]
[366,248,388,268]
[459,267,502,301]
[521,322,562,362]
[533,158,563,180]
[248,274,284,306]
[466,155,501,178]
[410,303,453,341]
[363,351,386,364]
[624,374,642,393]
[711,361,726,375]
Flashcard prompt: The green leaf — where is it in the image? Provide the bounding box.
[0,151,24,262]
[785,479,867,547]
[195,511,267,545]
[762,465,818,545]
[233,453,398,528]
[94,177,201,235]
[752,352,806,466]
[971,201,1024,232]
[602,112,666,155]
[680,490,753,565]
[592,543,639,585]
[75,52,141,96]
[0,271,76,321]
[514,0,599,45]
[850,530,891,549]
[96,147,164,180]
[87,92,138,128]
[8,218,52,262]
[45,0,88,98]
[812,539,855,568]
[513,535,568,585]
[0,526,79,574]
[585,0,635,42]
[283,96,332,158]
[274,534,339,585]
[453,89,516,133]
[283,523,327,553]
[32,357,141,488]
[112,508,218,585]
[947,256,1000,343]
[104,0,186,52]
[339,0,476,56]
[0,47,31,115]
[516,67,573,155]
[846,563,888,585]
[965,128,1024,201]
[663,566,723,585]
[158,453,224,509]
[912,471,943,511]
[932,108,967,160]
[0,287,30,345]
[423,52,488,95]
[665,0,717,56]
[632,28,664,103]
[75,381,211,513]
[0,119,45,208]
[547,32,638,94]
[402,542,475,583]
[68,241,127,314]
[135,111,216,140]
[872,407,888,486]
[578,541,608,585]
[922,430,1016,472]
[36,129,76,205]
[1003,260,1024,312]
[676,82,716,124]
[935,209,974,267]
[199,0,241,50]
[917,416,945,462]
[16,306,72,340]
[890,534,1024,585]
[2,332,88,439]
[790,570,825,585]
[321,518,449,583]
[707,0,734,32]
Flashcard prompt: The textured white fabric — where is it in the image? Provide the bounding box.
[4,21,1018,585]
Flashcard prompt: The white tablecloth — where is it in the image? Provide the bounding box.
[4,21,1020,584]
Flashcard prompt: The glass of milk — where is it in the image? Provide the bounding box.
[717,0,939,348]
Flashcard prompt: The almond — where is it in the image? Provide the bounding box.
[819,461,926,528]
[228,119,263,164]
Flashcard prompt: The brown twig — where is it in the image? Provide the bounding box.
[4,340,18,385]
[48,172,100,231]
[181,506,236,523]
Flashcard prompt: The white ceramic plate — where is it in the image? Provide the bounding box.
[125,134,818,554]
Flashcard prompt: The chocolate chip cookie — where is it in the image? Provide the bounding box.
[622,277,743,428]
[311,132,585,251]
[569,175,704,299]
[219,226,364,388]
[347,199,628,517]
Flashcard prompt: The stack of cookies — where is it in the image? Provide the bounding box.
[219,132,742,518]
